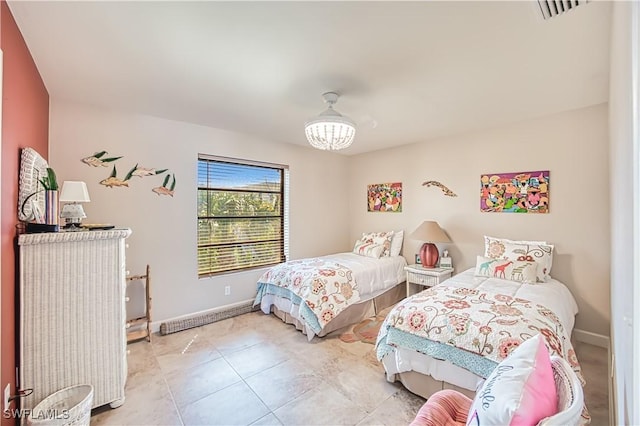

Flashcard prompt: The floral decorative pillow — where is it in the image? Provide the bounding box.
[484,236,554,282]
[474,256,538,284]
[353,239,384,258]
[361,231,394,257]
[485,236,548,246]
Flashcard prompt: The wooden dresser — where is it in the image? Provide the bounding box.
[18,229,131,410]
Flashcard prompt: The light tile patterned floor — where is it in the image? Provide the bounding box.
[91,311,609,425]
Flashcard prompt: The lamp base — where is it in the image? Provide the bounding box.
[419,243,440,268]
[60,203,86,228]
[63,222,83,229]
[62,215,84,228]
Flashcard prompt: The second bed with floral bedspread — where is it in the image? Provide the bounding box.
[376,267,580,391]
[255,252,407,339]
[376,284,583,382]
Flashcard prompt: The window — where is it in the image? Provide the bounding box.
[197,155,288,276]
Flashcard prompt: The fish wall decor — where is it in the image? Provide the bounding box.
[81,151,122,167]
[82,150,176,196]
[422,180,458,197]
[100,165,137,188]
[152,174,176,197]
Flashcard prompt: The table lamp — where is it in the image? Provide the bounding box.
[409,220,451,268]
[59,181,90,228]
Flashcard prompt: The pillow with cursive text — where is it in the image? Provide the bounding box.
[466,334,558,426]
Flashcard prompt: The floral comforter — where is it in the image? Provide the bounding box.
[254,258,360,334]
[376,285,584,383]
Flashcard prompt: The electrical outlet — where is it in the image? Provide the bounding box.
[224,285,231,296]
[4,383,10,413]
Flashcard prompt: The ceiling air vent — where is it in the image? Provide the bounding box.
[536,0,589,20]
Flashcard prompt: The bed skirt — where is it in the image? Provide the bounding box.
[389,371,477,401]
[266,282,405,338]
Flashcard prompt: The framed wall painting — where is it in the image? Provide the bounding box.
[480,171,549,213]
[367,182,402,212]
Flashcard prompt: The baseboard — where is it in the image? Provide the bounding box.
[150,298,256,334]
[574,328,610,349]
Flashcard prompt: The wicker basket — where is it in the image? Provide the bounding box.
[27,385,93,426]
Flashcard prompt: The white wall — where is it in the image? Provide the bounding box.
[348,104,610,337]
[49,100,351,323]
[48,100,611,339]
[609,2,639,424]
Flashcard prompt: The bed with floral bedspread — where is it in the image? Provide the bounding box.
[375,267,588,417]
[255,257,360,334]
[376,284,583,382]
[254,252,407,339]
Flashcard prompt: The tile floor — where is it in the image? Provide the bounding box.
[91,311,610,425]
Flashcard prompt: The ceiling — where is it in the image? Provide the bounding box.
[8,1,611,155]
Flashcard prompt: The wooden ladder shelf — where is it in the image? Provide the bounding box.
[126,264,152,343]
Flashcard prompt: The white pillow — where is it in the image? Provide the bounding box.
[466,334,558,426]
[484,235,548,246]
[389,230,403,256]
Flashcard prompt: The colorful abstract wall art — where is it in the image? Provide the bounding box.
[367,182,402,212]
[480,171,549,213]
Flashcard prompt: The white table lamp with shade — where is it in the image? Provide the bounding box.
[409,220,451,268]
[59,181,90,228]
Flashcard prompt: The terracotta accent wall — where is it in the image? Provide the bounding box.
[1,1,49,422]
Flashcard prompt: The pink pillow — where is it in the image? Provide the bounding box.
[466,334,557,426]
[411,390,472,426]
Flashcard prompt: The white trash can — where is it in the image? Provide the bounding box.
[27,385,93,426]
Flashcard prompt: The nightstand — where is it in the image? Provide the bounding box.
[405,265,454,297]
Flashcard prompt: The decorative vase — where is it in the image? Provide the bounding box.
[419,242,440,268]
[44,190,59,226]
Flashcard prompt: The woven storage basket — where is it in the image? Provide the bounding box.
[27,385,93,426]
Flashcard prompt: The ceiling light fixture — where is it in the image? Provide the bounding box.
[305,92,356,151]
